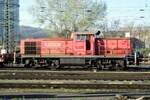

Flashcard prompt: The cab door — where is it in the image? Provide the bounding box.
[85,34,95,55]
[73,34,86,55]
[85,35,91,55]
[73,33,95,55]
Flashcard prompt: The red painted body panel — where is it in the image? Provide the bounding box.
[73,40,86,55]
[20,33,135,57]
[20,40,24,54]
[41,40,66,55]
[66,41,73,55]
[95,38,132,56]
[20,39,42,55]
[20,38,74,55]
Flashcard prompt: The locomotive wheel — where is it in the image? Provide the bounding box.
[25,63,33,68]
[115,60,126,71]
[0,62,4,67]
[95,61,103,70]
[51,63,60,70]
[50,60,60,70]
[50,62,56,70]
[109,60,117,71]
[24,60,33,68]
[89,60,102,71]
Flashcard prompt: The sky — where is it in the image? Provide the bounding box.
[20,0,150,27]
[106,0,149,26]
[20,0,36,27]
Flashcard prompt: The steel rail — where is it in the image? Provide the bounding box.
[0,93,150,99]
[0,71,149,80]
[0,83,150,89]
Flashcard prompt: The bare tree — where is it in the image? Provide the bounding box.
[135,25,150,47]
[124,23,150,48]
[124,21,135,37]
[110,19,120,31]
[32,0,107,37]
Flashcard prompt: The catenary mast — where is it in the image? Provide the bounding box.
[3,0,19,53]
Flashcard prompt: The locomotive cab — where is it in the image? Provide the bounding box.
[71,32,95,55]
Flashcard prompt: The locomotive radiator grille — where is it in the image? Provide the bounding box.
[24,42,41,55]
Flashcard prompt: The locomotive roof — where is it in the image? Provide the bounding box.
[74,32,94,35]
[22,37,72,41]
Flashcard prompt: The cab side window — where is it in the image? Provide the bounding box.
[76,34,90,41]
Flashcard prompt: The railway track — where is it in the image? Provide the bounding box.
[0,82,150,90]
[0,70,149,91]
[0,70,149,80]
[0,93,150,99]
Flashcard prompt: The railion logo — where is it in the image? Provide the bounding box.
[43,42,62,48]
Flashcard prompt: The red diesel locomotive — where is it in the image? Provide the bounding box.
[19,32,141,70]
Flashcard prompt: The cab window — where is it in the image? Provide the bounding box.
[76,34,90,41]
